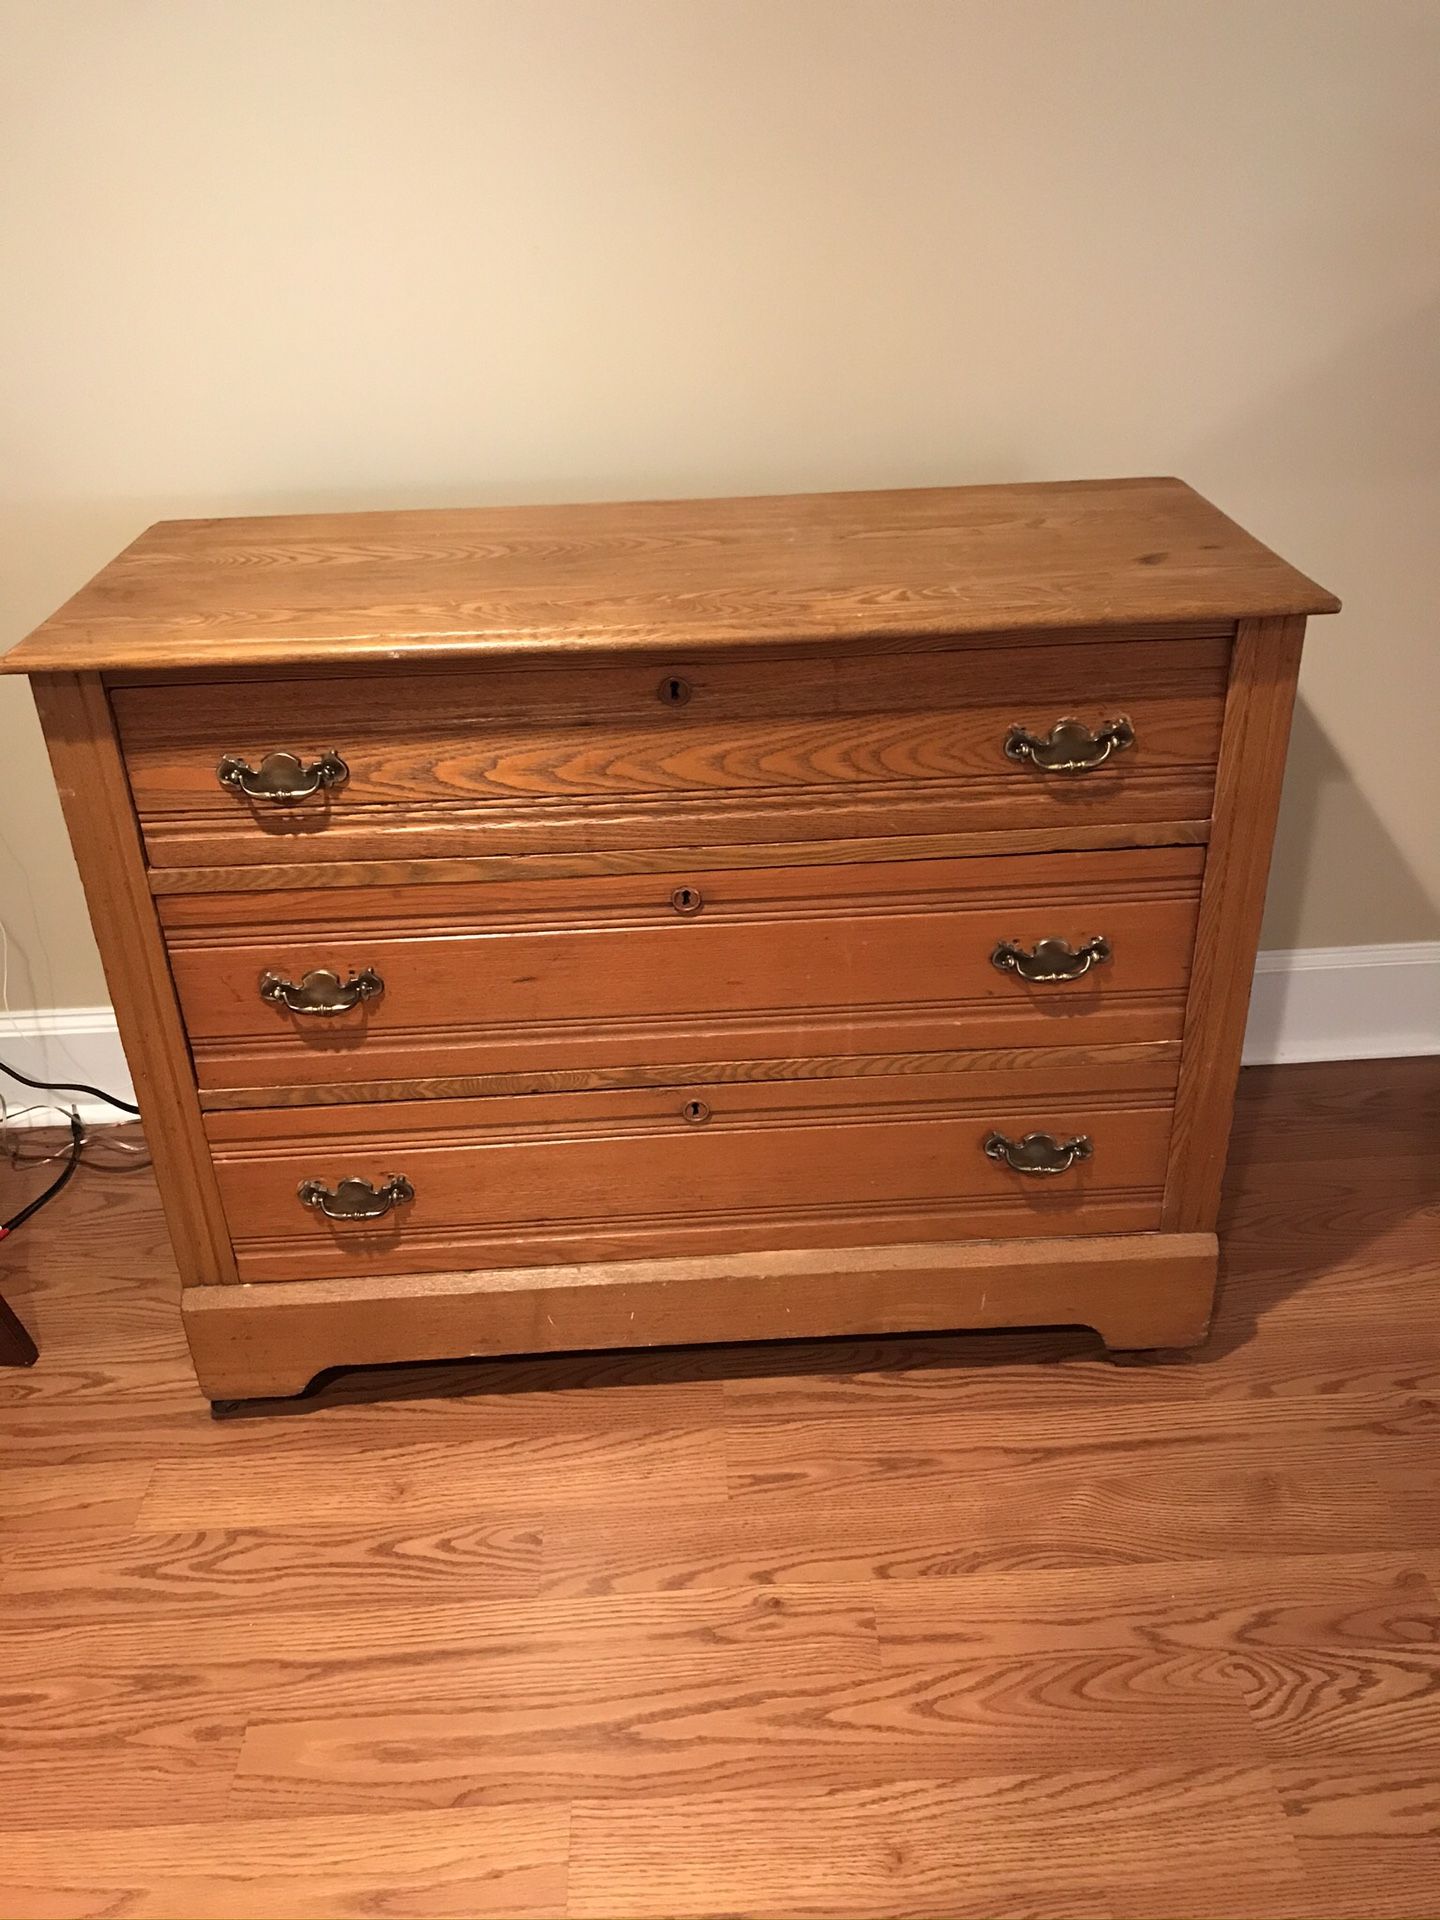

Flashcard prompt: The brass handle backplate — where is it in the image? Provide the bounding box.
[1003,717,1134,774]
[983,1130,1093,1176]
[260,967,385,1015]
[216,748,350,804]
[991,936,1111,982]
[297,1174,414,1221]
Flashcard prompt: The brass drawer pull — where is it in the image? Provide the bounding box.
[297,1174,414,1221]
[216,748,349,803]
[984,1130,1093,1176]
[260,967,384,1015]
[1003,716,1134,774]
[991,936,1111,982]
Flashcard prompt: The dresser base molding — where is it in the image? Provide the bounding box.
[181,1231,1218,1400]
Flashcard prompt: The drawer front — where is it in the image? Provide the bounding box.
[206,1061,1178,1281]
[163,846,1203,1091]
[116,637,1228,869]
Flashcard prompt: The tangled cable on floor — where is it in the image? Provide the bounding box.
[0,1057,141,1240]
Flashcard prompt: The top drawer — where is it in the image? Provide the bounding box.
[113,636,1229,871]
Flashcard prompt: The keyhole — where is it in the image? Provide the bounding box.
[670,886,704,915]
[681,1099,711,1125]
[658,675,692,706]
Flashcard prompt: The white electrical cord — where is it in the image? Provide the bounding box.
[0,915,148,1164]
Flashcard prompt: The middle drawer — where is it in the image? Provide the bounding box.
[161,845,1204,1094]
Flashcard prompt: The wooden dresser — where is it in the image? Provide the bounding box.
[4,479,1338,1403]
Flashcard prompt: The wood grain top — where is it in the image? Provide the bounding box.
[3,477,1338,675]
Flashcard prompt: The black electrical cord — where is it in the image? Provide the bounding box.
[0,1058,141,1240]
[0,1056,141,1116]
[1,1110,84,1240]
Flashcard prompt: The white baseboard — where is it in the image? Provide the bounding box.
[1,942,1436,1126]
[1242,940,1440,1065]
[0,1006,136,1127]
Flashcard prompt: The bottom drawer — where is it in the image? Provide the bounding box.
[207,1061,1177,1282]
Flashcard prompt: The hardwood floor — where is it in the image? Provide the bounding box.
[1,1058,1437,1919]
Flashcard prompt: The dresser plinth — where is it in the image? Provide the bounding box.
[181,1231,1221,1401]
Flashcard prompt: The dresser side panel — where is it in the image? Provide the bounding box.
[28,671,238,1285]
[1163,616,1307,1230]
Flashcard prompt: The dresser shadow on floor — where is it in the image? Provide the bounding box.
[1206,1054,1440,1359]
[209,1320,1106,1419]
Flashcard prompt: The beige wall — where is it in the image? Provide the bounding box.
[3,0,1437,1012]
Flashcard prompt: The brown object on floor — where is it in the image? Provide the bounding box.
[0,1287,38,1365]
[1,1057,1437,1920]
[3,480,1339,1398]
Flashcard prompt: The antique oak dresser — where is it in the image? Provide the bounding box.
[4,479,1338,1404]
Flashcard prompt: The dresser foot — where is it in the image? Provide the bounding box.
[1091,1294,1215,1355]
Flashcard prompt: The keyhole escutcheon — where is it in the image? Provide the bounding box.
[658,674,692,706]
[671,886,704,915]
[681,1099,711,1125]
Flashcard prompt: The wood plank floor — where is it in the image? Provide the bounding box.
[1,1058,1437,1919]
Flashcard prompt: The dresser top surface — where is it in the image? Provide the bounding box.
[4,476,1338,676]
